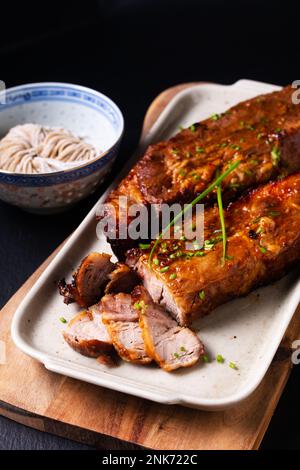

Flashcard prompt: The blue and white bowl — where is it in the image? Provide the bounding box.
[0,82,124,213]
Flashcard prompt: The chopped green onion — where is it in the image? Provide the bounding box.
[174,352,180,358]
[199,290,205,300]
[169,273,177,280]
[239,137,245,143]
[139,243,151,250]
[229,361,237,370]
[180,346,186,352]
[216,354,224,363]
[179,169,186,177]
[211,113,220,121]
[258,245,267,254]
[148,161,240,269]
[257,133,263,140]
[202,355,210,363]
[268,210,281,217]
[160,266,170,273]
[189,124,196,132]
[59,317,67,324]
[195,251,205,257]
[196,146,204,153]
[172,148,179,154]
[204,240,215,251]
[271,146,281,166]
[153,258,159,266]
[134,302,142,310]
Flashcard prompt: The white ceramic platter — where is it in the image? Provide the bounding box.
[11,79,300,410]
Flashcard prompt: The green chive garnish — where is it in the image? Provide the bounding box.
[148,160,240,269]
[216,354,224,363]
[271,146,281,166]
[202,355,210,363]
[195,251,205,257]
[216,172,227,266]
[160,266,170,273]
[169,273,177,280]
[180,346,186,352]
[199,290,205,300]
[229,361,237,370]
[153,258,159,266]
[196,146,204,153]
[211,113,220,121]
[134,302,142,310]
[174,352,180,358]
[189,124,196,132]
[268,210,281,217]
[258,245,267,254]
[59,317,67,324]
[139,243,150,250]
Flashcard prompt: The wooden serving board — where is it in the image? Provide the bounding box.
[0,83,299,450]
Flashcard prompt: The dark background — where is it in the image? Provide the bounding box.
[0,0,299,449]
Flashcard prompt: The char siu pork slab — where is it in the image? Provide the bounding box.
[104,85,300,258]
[135,172,300,325]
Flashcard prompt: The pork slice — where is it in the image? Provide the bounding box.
[101,293,151,364]
[63,304,113,357]
[58,252,114,307]
[104,263,139,294]
[132,286,205,372]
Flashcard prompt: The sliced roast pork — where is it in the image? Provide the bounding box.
[101,293,152,365]
[63,303,113,357]
[58,252,114,307]
[132,286,205,372]
[104,263,139,294]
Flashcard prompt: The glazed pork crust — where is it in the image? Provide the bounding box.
[136,172,300,325]
[105,85,300,258]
